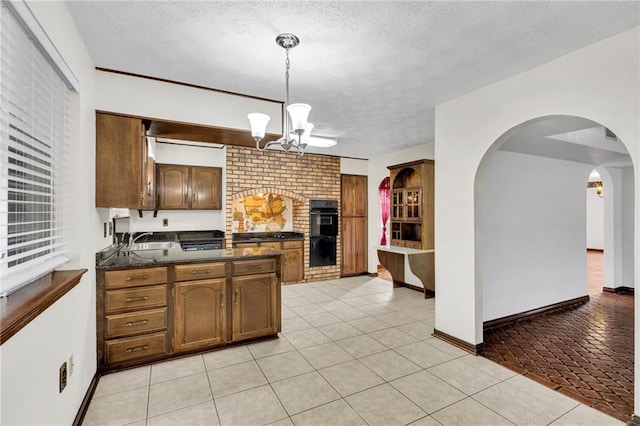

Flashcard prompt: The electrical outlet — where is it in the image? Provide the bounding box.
[69,354,74,376]
[59,361,67,393]
[162,218,168,227]
[103,223,107,238]
[108,222,113,236]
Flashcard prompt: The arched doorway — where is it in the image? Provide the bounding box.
[474,115,635,420]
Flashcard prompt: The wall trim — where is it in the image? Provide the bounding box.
[483,295,590,330]
[603,286,635,295]
[433,328,485,355]
[628,415,640,426]
[72,372,99,426]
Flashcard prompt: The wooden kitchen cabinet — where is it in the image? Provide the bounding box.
[97,266,168,370]
[95,112,155,209]
[156,164,222,210]
[174,278,227,352]
[282,240,304,283]
[231,273,278,342]
[232,240,304,283]
[341,174,367,276]
[97,253,282,372]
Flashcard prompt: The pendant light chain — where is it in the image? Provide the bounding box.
[284,46,291,141]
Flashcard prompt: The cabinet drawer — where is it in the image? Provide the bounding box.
[105,267,167,289]
[234,243,259,250]
[175,262,226,281]
[232,258,277,276]
[106,332,166,364]
[283,240,302,249]
[106,285,167,313]
[404,241,423,249]
[260,242,282,250]
[105,308,167,338]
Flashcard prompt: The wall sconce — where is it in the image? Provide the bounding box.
[588,181,603,198]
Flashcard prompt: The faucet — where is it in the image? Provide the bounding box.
[130,232,153,246]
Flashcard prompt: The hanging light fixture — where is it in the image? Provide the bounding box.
[248,33,313,156]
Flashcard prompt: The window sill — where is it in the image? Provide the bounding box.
[0,269,88,345]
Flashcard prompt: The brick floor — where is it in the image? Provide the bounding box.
[380,251,634,422]
[483,291,634,422]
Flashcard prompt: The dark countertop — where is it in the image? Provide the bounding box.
[96,246,281,270]
[232,232,304,243]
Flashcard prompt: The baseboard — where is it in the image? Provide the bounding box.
[628,414,640,426]
[483,295,590,330]
[433,328,485,355]
[367,272,378,277]
[73,372,100,426]
[603,286,634,295]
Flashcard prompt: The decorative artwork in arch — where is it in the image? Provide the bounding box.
[232,193,293,233]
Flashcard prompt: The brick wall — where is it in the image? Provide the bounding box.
[226,146,341,283]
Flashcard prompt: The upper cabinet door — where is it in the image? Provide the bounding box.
[191,166,222,210]
[341,174,367,217]
[156,164,222,210]
[157,164,190,209]
[95,113,147,208]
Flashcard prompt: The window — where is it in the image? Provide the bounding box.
[0,1,78,296]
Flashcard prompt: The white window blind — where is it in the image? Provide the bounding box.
[0,1,75,295]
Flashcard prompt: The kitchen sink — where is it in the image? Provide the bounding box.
[127,241,177,251]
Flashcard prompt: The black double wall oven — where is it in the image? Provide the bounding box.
[309,199,338,267]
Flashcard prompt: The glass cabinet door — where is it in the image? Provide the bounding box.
[391,189,404,220]
[405,188,422,220]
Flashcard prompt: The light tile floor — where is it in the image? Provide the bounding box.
[83,276,623,426]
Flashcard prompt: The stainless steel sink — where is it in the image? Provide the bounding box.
[127,241,177,251]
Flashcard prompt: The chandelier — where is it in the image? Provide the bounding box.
[247,33,314,156]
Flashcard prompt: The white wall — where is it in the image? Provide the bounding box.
[0,1,99,424]
[621,167,635,287]
[435,27,639,346]
[479,151,593,321]
[367,144,435,273]
[434,26,639,413]
[95,70,282,135]
[586,187,605,250]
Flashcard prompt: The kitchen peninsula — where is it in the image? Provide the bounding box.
[95,242,282,372]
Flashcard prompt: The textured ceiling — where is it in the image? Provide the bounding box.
[65,1,640,159]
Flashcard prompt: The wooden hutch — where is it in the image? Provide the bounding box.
[378,159,435,296]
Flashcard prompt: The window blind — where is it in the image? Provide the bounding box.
[0,1,74,295]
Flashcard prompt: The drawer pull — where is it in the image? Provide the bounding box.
[125,275,149,281]
[125,344,150,353]
[247,264,264,270]
[125,319,149,327]
[125,296,150,303]
[191,269,211,275]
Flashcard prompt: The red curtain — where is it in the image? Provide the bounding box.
[378,177,390,245]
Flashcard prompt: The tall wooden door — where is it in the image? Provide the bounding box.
[341,217,367,276]
[173,279,226,352]
[341,174,368,276]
